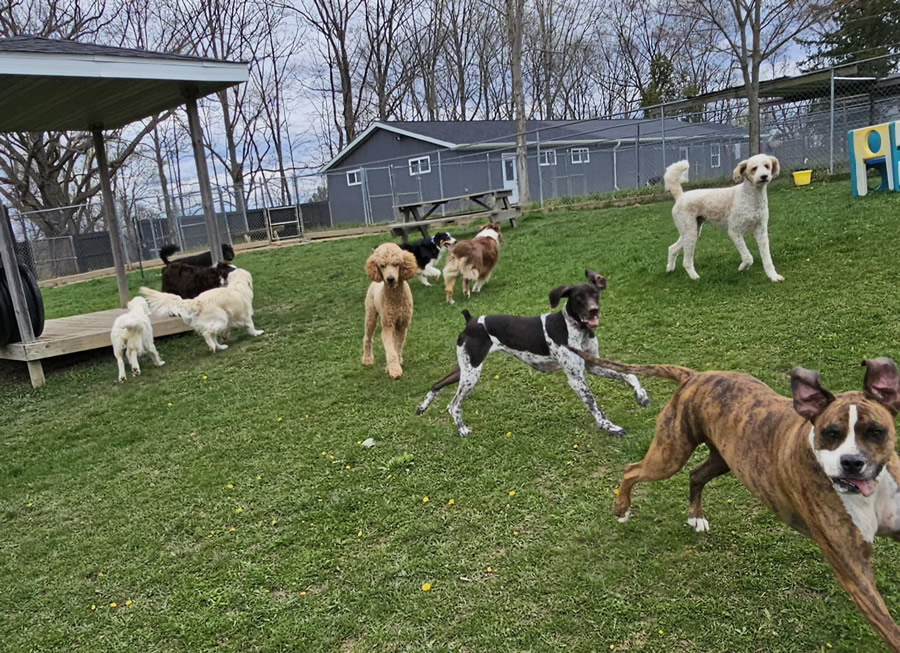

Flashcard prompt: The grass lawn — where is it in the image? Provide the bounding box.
[3,180,900,652]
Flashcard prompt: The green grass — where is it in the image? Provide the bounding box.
[2,180,900,652]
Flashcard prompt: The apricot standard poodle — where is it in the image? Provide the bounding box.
[362,243,418,379]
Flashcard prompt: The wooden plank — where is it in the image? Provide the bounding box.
[393,188,512,210]
[0,311,190,362]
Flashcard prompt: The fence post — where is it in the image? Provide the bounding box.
[437,151,446,216]
[536,130,544,207]
[829,66,835,175]
[636,123,641,186]
[486,153,492,189]
[217,187,233,245]
[293,175,305,236]
[661,105,667,169]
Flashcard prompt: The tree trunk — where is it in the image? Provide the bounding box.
[508,0,529,205]
[152,125,177,242]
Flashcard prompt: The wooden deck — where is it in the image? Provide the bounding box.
[0,309,192,386]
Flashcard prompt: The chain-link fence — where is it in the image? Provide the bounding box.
[320,56,900,225]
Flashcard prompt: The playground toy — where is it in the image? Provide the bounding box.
[848,121,900,196]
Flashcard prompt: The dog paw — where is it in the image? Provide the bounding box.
[605,425,627,438]
[118,376,126,383]
[420,279,431,286]
[687,272,700,281]
[687,517,710,533]
[218,344,229,350]
[458,426,471,437]
[251,329,264,336]
[636,390,650,407]
[666,265,675,273]
[769,274,785,282]
[738,260,753,272]
[616,510,631,524]
[388,366,403,379]
[415,404,426,415]
[132,369,141,376]
[362,357,374,367]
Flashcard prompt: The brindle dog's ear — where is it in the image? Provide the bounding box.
[549,285,572,308]
[862,358,900,416]
[791,367,835,422]
[585,269,607,290]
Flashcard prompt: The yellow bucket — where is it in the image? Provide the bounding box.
[792,170,812,186]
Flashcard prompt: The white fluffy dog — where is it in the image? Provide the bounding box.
[664,154,783,282]
[110,296,165,382]
[140,268,263,353]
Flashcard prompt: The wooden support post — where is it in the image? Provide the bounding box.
[0,205,44,387]
[185,96,223,264]
[91,128,131,308]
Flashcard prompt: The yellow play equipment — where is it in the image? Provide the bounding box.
[848,121,899,196]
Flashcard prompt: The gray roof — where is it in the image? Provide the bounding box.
[0,35,231,63]
[321,118,745,171]
[0,36,248,131]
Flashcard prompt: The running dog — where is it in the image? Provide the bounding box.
[400,232,456,286]
[416,270,649,436]
[569,349,900,652]
[442,223,501,304]
[664,154,783,282]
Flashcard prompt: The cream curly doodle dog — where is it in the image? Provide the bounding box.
[362,243,418,379]
[664,154,783,282]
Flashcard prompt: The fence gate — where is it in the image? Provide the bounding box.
[266,205,302,241]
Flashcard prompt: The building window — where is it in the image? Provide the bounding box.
[346,169,362,186]
[679,146,690,162]
[710,144,721,168]
[570,147,590,164]
[539,149,557,166]
[408,156,431,176]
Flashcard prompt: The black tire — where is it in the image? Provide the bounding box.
[0,264,45,344]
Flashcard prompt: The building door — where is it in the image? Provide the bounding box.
[501,153,519,204]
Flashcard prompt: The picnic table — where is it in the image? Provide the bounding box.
[391,188,520,242]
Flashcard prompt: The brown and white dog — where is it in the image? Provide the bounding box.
[570,349,900,651]
[442,223,501,304]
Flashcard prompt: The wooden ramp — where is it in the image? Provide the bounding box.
[0,309,192,387]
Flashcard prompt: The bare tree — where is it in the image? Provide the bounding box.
[506,0,529,204]
[675,0,830,154]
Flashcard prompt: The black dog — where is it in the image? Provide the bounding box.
[399,232,456,286]
[416,269,650,437]
[160,261,234,299]
[159,243,235,267]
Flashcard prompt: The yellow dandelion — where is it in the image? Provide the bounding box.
[256,475,262,480]
[448,499,455,506]
[423,496,430,503]
[357,440,362,445]
[658,629,664,635]
[329,455,334,460]
[358,530,363,537]
[506,431,512,438]
[272,519,279,526]
[125,600,133,607]
[318,498,323,503]
[508,490,516,497]
[493,375,499,380]
[235,507,243,514]
[387,474,393,479]
[167,402,173,408]
[91,604,96,611]
[109,602,118,609]
[613,489,620,495]
[305,414,310,419]
[202,375,208,381]
[346,465,352,470]
[227,484,234,489]
[826,644,833,649]
[229,527,236,532]
[264,589,270,594]
[573,444,579,449]
[609,646,615,651]
[321,451,327,456]
[726,498,733,503]
[731,530,737,535]
[190,432,196,437]
[513,530,519,536]
[98,572,105,578]
[26,502,32,508]
[567,460,574,465]
[300,591,307,597]
[277,417,283,423]
[486,567,494,573]
[422,583,432,592]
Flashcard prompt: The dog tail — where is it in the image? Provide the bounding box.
[664,160,690,200]
[159,244,179,265]
[461,310,474,324]
[567,347,696,385]
[139,286,198,321]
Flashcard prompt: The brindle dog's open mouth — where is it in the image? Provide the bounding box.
[832,465,883,497]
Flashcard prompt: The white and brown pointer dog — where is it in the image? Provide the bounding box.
[417,270,649,437]
[569,349,900,651]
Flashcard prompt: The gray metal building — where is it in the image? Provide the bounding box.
[319,119,748,225]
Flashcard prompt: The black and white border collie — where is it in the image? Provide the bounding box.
[400,232,457,286]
